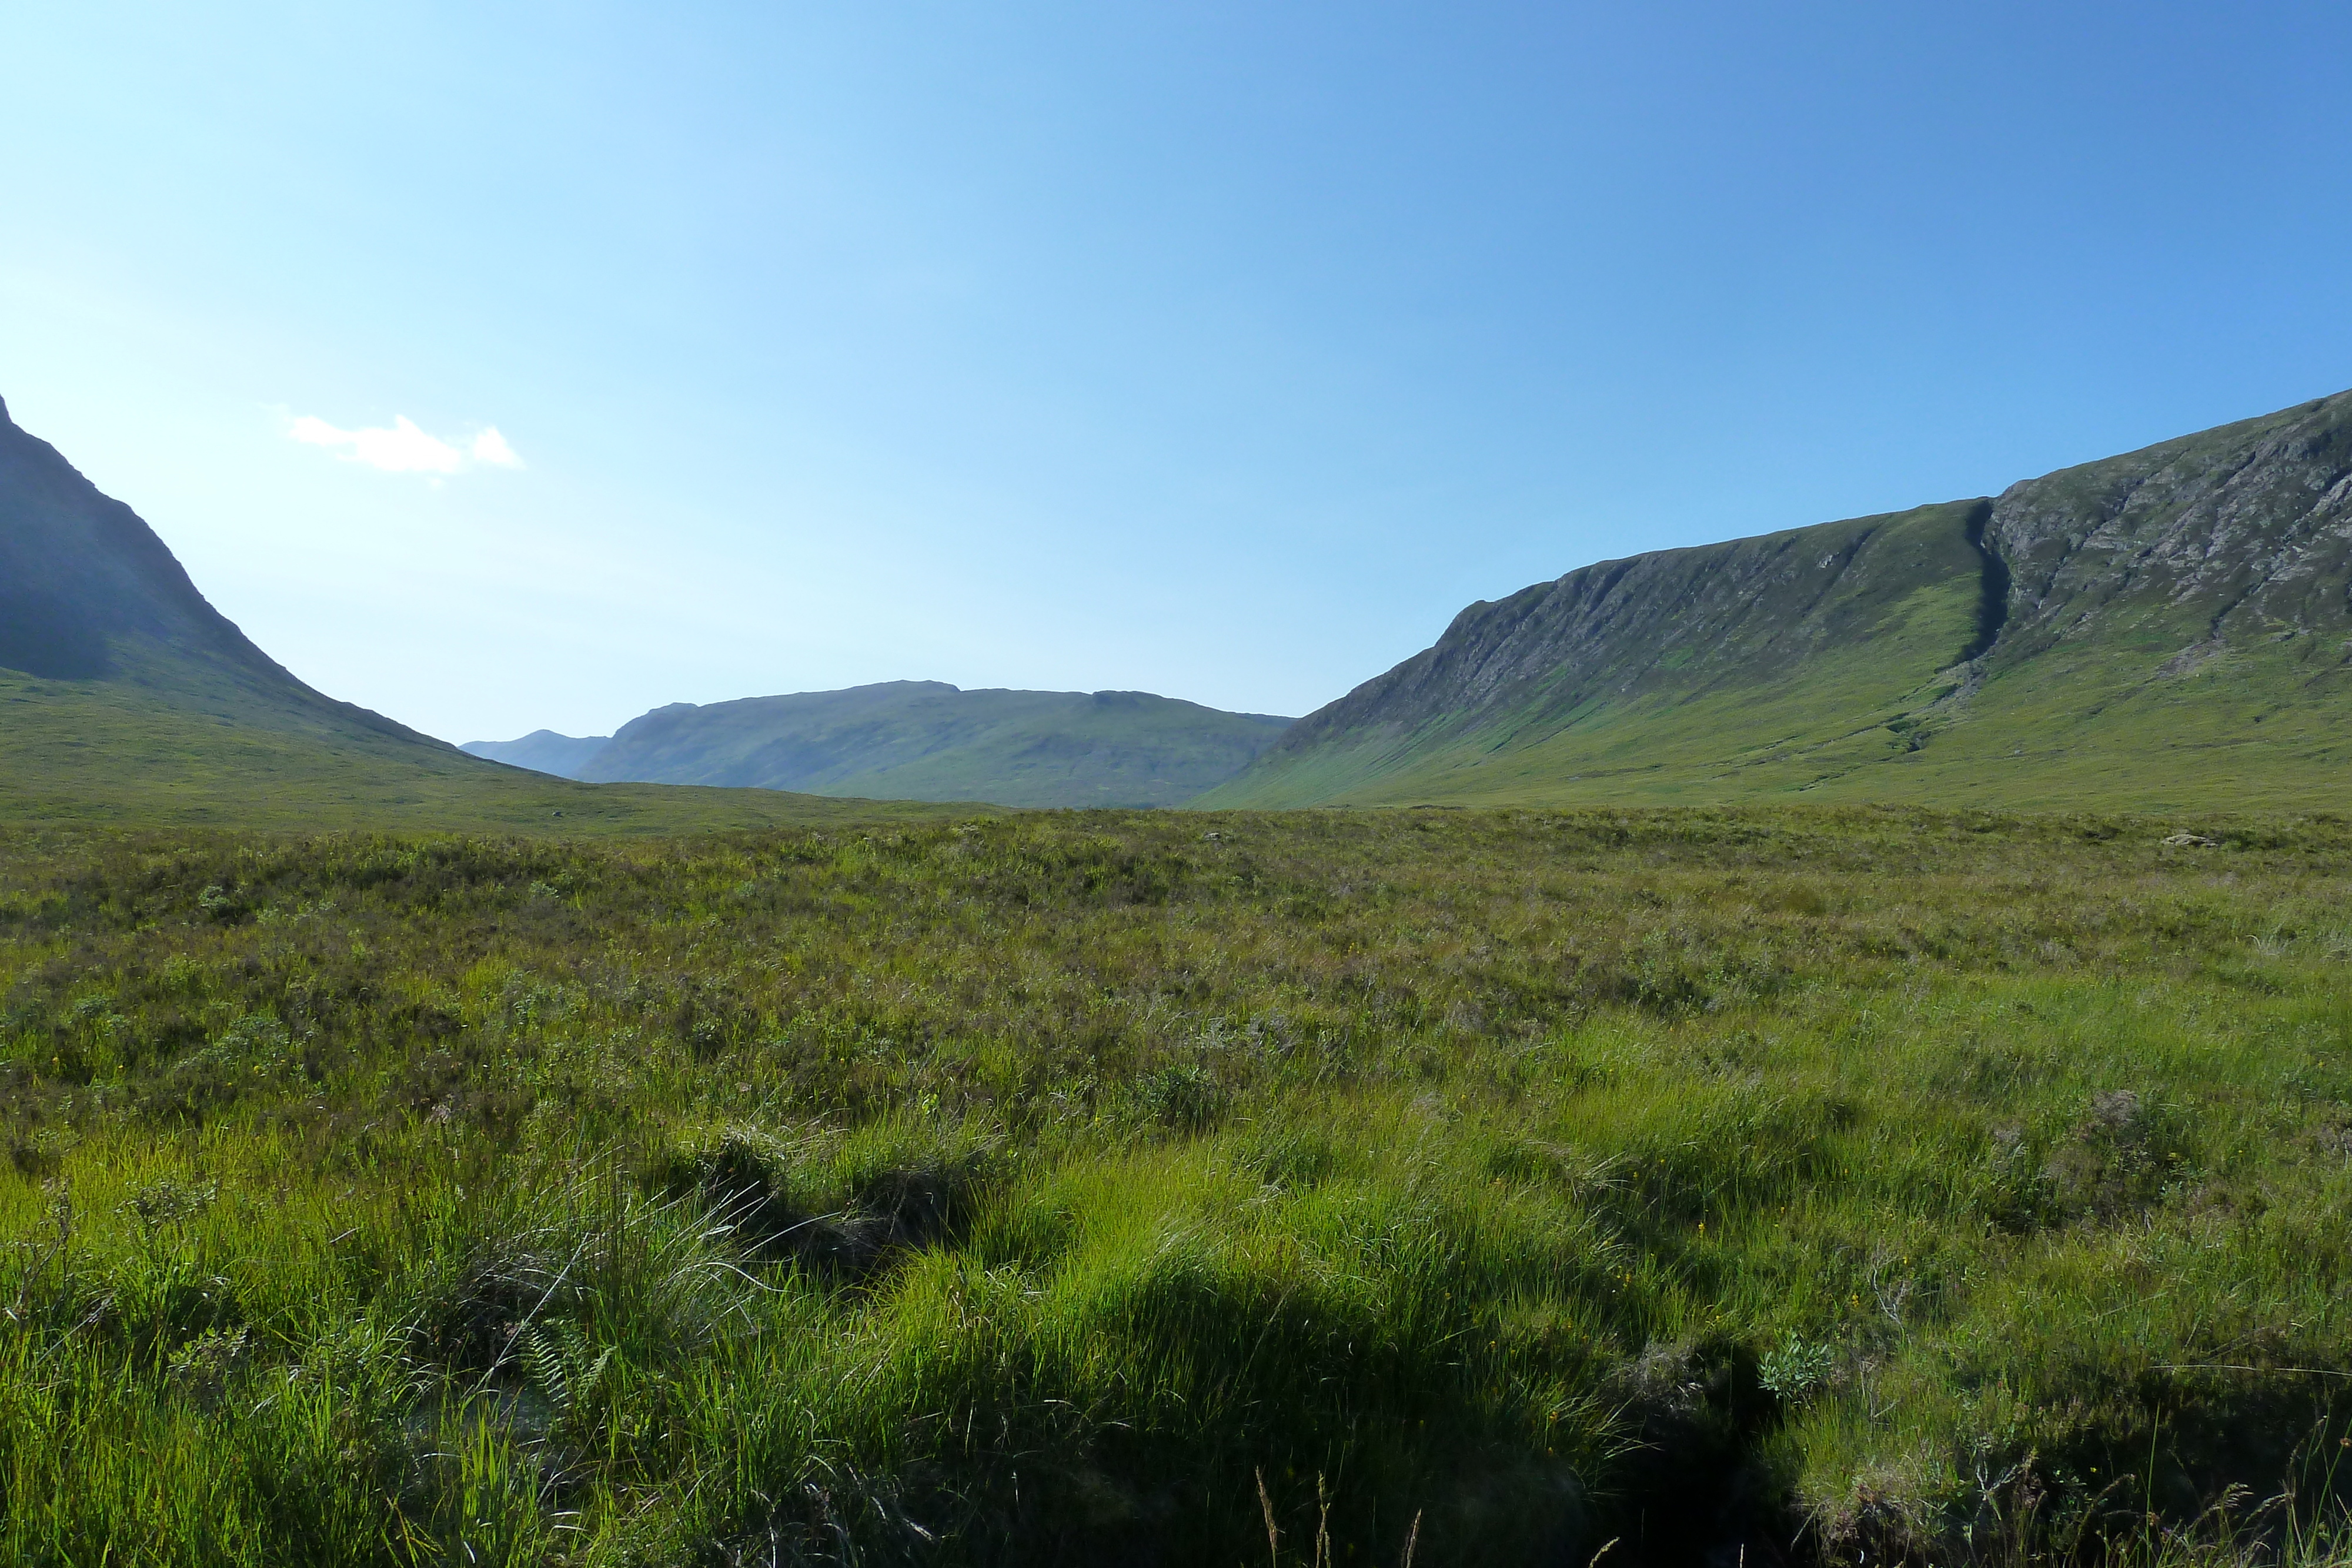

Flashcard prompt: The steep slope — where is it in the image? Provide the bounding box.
[1205,390,2352,810]
[462,730,613,777]
[1899,389,2352,806]
[0,397,950,831]
[0,394,423,730]
[577,681,1293,807]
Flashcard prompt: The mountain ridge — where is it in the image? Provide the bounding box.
[1202,388,2352,810]
[532,680,1294,808]
[14,383,2352,821]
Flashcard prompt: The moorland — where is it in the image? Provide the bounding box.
[2,807,2348,1566]
[8,385,2352,1568]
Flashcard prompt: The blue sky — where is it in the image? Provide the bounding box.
[6,3,2350,744]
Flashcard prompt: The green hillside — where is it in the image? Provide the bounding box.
[573,680,1293,807]
[1204,390,2352,811]
[0,397,950,833]
[0,666,961,833]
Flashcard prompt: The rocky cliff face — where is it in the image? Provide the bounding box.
[1983,393,2352,674]
[1271,500,1987,760]
[1206,388,2352,810]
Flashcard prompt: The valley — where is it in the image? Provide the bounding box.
[2,388,2350,1564]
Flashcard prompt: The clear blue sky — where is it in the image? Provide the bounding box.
[6,3,2349,744]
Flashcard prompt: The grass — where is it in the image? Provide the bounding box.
[0,664,963,835]
[1304,627,2352,815]
[0,805,2348,1564]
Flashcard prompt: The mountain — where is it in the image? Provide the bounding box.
[1202,389,2352,811]
[0,397,950,831]
[551,681,1293,807]
[1,395,407,708]
[462,730,613,777]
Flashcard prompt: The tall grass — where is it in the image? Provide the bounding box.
[0,806,2347,1563]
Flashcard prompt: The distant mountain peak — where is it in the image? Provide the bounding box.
[460,730,614,777]
[475,682,1294,805]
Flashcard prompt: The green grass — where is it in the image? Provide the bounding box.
[1,807,2349,1564]
[1201,627,2352,814]
[1201,579,1989,809]
[0,663,963,834]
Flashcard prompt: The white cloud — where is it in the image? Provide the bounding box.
[470,426,524,468]
[286,412,523,474]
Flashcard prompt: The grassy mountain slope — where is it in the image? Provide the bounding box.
[0,397,948,833]
[460,730,614,777]
[577,681,1293,807]
[1204,499,1992,806]
[1205,390,2352,811]
[0,667,954,832]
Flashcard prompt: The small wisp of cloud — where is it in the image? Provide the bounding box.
[286,412,524,475]
[468,427,522,468]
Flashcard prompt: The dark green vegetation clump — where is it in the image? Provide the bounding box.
[2,808,2349,1565]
